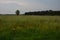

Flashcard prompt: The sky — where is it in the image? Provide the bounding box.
[0,0,60,14]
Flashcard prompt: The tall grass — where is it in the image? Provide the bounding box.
[0,16,60,40]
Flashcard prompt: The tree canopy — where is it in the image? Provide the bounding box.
[15,10,20,16]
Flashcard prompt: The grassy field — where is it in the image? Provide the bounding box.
[0,16,60,40]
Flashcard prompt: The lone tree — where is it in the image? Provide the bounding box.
[15,10,20,16]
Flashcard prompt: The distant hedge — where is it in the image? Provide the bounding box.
[25,10,60,16]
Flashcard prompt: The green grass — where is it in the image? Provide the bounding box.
[0,16,60,40]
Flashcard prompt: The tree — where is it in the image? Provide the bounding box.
[15,10,20,16]
[48,10,53,15]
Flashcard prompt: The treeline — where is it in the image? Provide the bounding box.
[25,10,60,16]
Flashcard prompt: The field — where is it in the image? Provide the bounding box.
[0,16,60,40]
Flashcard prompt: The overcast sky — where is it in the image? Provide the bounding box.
[0,0,60,14]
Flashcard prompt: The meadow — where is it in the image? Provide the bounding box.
[0,15,60,40]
